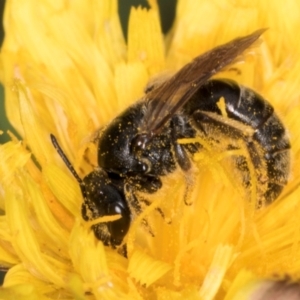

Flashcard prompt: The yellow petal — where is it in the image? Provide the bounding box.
[128,249,172,287]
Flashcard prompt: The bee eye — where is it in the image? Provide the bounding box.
[107,202,131,244]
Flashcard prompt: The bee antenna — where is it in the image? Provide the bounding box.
[50,134,83,184]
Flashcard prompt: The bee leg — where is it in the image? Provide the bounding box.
[129,175,162,194]
[140,198,171,224]
[171,115,197,171]
[173,142,192,171]
[170,115,198,205]
[171,142,197,206]
[170,141,198,206]
[183,178,196,206]
[124,183,155,237]
[118,244,128,258]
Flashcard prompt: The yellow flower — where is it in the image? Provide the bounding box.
[0,0,300,299]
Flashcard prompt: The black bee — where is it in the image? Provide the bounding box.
[51,29,290,248]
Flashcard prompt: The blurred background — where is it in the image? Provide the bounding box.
[0,0,177,284]
[0,0,177,144]
[0,0,5,144]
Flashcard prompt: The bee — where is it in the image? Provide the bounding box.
[51,29,290,249]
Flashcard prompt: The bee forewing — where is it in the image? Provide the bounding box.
[141,28,267,137]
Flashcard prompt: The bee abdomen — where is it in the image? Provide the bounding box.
[224,81,291,204]
[190,79,291,204]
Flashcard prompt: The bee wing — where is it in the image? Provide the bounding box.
[141,28,266,136]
